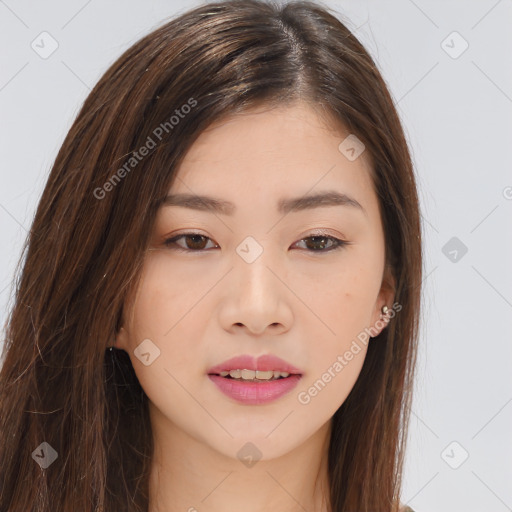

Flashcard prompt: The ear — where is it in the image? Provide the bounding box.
[113,326,129,351]
[111,301,133,352]
[371,263,396,337]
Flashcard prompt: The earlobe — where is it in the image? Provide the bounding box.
[380,304,392,324]
[379,265,396,322]
[369,303,393,339]
[371,267,396,337]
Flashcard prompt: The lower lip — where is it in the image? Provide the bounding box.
[208,374,302,405]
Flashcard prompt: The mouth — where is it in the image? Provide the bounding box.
[208,369,299,382]
[206,354,303,404]
[207,372,302,405]
[206,353,303,380]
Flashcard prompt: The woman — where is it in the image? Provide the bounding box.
[0,1,422,511]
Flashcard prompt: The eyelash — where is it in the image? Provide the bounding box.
[162,231,348,254]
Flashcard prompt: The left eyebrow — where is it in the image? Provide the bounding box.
[162,190,367,217]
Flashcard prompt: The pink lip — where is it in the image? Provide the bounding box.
[207,354,302,375]
[207,354,303,405]
[208,374,302,405]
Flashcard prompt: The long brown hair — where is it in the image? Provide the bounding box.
[0,1,422,510]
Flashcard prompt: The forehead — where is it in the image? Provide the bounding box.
[169,102,377,217]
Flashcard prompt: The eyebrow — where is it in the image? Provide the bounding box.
[162,190,366,216]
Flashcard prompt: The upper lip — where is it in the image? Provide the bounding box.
[207,354,302,375]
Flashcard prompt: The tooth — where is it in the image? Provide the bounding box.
[240,369,256,380]
[224,369,291,381]
[255,370,274,380]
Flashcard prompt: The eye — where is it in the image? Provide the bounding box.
[162,231,348,253]
[164,233,217,251]
[292,234,347,253]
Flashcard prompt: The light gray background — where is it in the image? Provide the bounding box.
[1,1,511,511]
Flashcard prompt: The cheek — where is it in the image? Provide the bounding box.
[120,262,205,422]
[121,255,206,390]
[126,249,227,356]
[297,336,369,414]
[128,253,205,340]
[296,255,380,330]
[292,257,377,410]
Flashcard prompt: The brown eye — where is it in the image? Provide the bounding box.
[294,235,347,252]
[164,233,216,251]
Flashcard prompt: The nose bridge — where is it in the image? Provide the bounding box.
[216,230,295,335]
[221,234,292,335]
[233,236,278,306]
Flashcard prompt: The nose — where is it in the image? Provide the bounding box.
[219,248,293,336]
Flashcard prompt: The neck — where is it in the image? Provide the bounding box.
[147,403,332,512]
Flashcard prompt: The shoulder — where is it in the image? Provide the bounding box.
[399,506,415,512]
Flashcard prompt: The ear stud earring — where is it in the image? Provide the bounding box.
[381,305,392,323]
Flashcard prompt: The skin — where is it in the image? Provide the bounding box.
[115,101,395,512]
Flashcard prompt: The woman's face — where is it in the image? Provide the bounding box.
[116,101,394,462]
